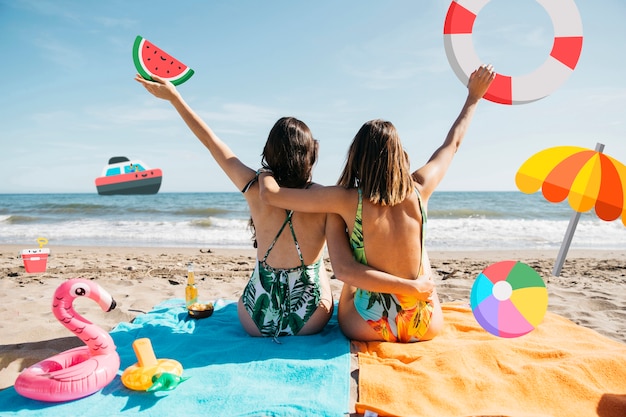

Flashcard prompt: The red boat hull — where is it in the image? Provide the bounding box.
[95,169,162,195]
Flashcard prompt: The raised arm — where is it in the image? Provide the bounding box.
[325,214,434,299]
[413,64,495,199]
[134,74,254,191]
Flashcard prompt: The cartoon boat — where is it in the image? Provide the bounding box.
[95,156,162,195]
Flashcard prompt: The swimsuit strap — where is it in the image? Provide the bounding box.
[286,214,306,268]
[260,182,311,269]
[353,188,363,240]
[415,187,427,275]
[241,174,259,193]
[241,177,257,193]
[261,210,294,263]
[261,211,307,270]
[350,188,366,264]
[242,168,275,193]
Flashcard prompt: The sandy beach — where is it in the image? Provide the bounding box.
[1,244,625,396]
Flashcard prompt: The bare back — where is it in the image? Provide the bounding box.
[348,188,425,279]
[244,182,328,269]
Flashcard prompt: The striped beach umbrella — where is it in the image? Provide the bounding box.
[515,143,626,275]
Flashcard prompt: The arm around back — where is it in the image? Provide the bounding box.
[325,214,434,300]
[258,173,353,216]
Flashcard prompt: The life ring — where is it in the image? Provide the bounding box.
[443,0,583,105]
[14,279,120,402]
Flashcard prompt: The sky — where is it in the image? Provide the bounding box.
[1,0,625,194]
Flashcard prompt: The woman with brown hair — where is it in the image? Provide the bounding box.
[259,65,496,342]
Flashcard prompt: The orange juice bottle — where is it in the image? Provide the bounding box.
[185,262,198,308]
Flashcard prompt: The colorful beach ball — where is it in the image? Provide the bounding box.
[470,261,548,338]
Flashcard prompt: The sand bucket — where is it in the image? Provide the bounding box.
[19,237,50,273]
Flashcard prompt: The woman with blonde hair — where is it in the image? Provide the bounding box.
[260,65,496,342]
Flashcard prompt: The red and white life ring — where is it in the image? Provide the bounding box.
[443,0,583,105]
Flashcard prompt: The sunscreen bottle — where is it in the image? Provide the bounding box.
[185,262,198,308]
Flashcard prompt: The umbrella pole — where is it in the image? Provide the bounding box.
[552,211,581,276]
[552,142,605,277]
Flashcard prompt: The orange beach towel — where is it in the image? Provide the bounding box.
[354,303,626,417]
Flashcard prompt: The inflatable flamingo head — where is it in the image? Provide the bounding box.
[53,278,117,315]
[15,278,120,402]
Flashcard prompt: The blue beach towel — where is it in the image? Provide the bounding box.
[0,299,351,417]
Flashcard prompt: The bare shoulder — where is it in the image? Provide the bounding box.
[307,182,325,189]
[306,183,356,201]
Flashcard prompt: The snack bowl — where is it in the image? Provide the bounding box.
[187,302,214,319]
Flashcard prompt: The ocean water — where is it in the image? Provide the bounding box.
[1,192,624,251]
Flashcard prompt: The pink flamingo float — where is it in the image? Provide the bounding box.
[14,279,121,402]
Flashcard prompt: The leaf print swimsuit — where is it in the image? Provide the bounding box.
[242,210,323,338]
[352,188,434,343]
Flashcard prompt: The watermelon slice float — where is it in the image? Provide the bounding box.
[133,35,194,86]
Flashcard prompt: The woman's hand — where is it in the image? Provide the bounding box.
[467,64,496,101]
[412,275,435,301]
[134,74,180,102]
